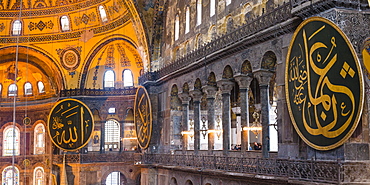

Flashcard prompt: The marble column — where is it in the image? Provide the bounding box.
[234,75,253,153]
[202,85,218,155]
[255,70,274,158]
[190,89,203,155]
[217,79,234,155]
[178,92,191,153]
[100,121,105,153]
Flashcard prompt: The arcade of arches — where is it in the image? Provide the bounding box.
[0,0,370,184]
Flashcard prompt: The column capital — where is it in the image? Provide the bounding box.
[217,79,234,94]
[190,89,203,102]
[254,70,274,86]
[234,75,253,89]
[178,92,191,103]
[202,85,218,98]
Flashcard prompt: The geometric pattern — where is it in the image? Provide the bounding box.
[74,12,97,26]
[340,62,355,78]
[0,23,5,32]
[121,41,143,68]
[116,43,131,67]
[105,44,115,69]
[28,20,54,31]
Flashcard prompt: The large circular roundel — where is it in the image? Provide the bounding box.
[134,86,152,149]
[285,17,364,150]
[47,98,94,151]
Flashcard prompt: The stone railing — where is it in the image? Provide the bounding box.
[0,155,50,168]
[291,0,370,17]
[60,87,137,97]
[139,153,370,184]
[139,2,295,85]
[53,152,137,164]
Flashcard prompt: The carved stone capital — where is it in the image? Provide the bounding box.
[190,89,203,102]
[202,85,218,98]
[178,92,191,104]
[254,70,274,86]
[234,74,253,89]
[217,79,234,94]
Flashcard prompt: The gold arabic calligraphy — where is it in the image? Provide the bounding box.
[288,25,355,139]
[136,93,150,143]
[50,100,91,149]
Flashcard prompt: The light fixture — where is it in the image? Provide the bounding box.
[243,111,262,138]
[208,115,222,140]
[181,119,194,139]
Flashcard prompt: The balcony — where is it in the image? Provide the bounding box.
[53,152,138,164]
[60,87,137,97]
[0,155,50,168]
[138,153,370,184]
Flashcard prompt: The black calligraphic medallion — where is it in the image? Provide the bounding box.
[47,99,94,151]
[285,17,364,150]
[134,86,152,149]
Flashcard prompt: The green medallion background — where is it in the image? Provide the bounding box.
[285,17,363,150]
[48,98,94,151]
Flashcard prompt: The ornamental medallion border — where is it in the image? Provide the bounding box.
[134,86,152,149]
[47,98,94,152]
[285,17,364,151]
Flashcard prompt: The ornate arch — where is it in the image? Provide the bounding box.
[261,51,277,71]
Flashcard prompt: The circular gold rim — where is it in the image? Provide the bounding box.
[47,98,95,152]
[134,86,152,149]
[285,16,364,151]
[63,50,78,68]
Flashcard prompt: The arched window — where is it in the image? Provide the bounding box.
[37,81,45,93]
[197,0,202,26]
[185,7,190,34]
[33,167,44,185]
[12,20,22,36]
[3,126,20,156]
[98,5,108,23]
[2,166,19,185]
[175,14,179,41]
[105,119,120,151]
[34,124,45,155]
[60,15,70,31]
[24,82,33,95]
[106,171,125,185]
[210,0,215,17]
[104,70,115,88]
[123,69,133,87]
[8,84,17,97]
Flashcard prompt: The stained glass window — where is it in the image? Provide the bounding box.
[123,69,133,87]
[2,166,19,185]
[12,20,22,36]
[3,126,20,156]
[197,0,202,26]
[99,5,108,23]
[104,70,115,88]
[37,81,45,93]
[105,172,121,185]
[210,0,215,17]
[185,7,190,34]
[34,124,45,155]
[33,167,44,185]
[24,82,33,95]
[8,84,17,96]
[105,119,120,151]
[61,16,70,31]
[175,14,179,41]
